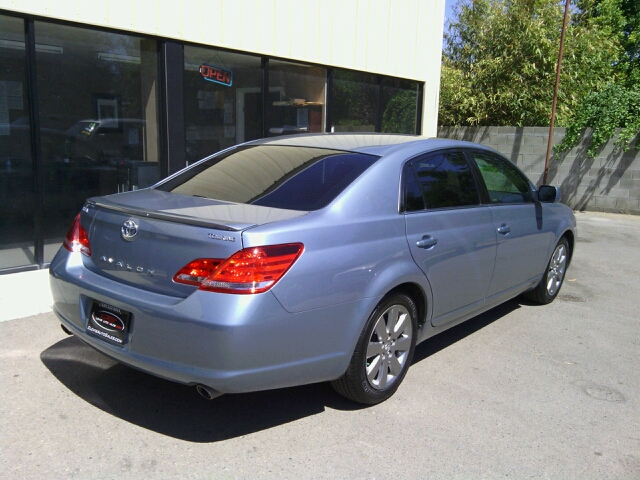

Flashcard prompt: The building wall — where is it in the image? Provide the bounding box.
[438,126,640,215]
[0,0,445,136]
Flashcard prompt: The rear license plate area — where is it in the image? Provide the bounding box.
[86,300,131,346]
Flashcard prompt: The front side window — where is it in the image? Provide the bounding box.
[469,151,532,204]
[158,145,379,211]
[407,151,480,210]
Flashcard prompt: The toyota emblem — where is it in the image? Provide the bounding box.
[121,220,138,241]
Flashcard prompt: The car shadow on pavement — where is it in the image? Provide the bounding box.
[40,335,363,443]
[40,299,520,443]
[411,299,521,365]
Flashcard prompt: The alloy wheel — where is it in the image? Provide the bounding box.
[366,304,413,390]
[546,243,567,297]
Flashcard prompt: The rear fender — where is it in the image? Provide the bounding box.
[359,258,433,328]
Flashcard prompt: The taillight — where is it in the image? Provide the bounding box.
[174,243,303,294]
[173,259,223,286]
[63,213,91,256]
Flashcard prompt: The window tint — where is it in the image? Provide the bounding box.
[157,145,379,211]
[410,151,480,209]
[470,152,532,204]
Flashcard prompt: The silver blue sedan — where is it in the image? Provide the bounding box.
[50,134,576,404]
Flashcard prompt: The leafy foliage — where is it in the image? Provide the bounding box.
[440,0,620,127]
[332,71,378,129]
[555,81,640,158]
[555,0,640,156]
[382,90,418,134]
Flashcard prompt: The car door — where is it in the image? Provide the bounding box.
[404,150,497,325]
[466,150,553,297]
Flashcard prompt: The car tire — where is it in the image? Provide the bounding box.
[523,237,570,305]
[331,293,418,405]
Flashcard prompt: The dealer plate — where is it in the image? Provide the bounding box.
[87,300,131,346]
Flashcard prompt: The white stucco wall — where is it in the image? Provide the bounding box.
[1,0,445,135]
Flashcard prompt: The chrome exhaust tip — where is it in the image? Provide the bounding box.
[60,324,73,336]
[195,384,223,400]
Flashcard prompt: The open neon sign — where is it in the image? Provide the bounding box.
[199,64,233,87]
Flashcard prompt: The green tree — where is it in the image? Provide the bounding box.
[440,0,620,127]
[555,0,639,156]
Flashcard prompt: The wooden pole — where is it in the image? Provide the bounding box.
[543,0,571,184]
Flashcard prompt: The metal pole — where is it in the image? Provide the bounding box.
[543,0,571,184]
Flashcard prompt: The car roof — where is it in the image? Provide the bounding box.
[246,133,493,156]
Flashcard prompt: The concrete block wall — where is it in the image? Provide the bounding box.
[438,126,640,215]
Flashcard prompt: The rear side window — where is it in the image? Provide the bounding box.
[469,151,532,204]
[157,145,380,211]
[406,151,480,210]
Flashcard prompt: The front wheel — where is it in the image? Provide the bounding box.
[523,237,570,305]
[331,294,418,404]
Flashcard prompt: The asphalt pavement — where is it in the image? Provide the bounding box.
[1,211,639,479]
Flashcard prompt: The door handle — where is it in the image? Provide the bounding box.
[416,235,438,249]
[497,224,511,235]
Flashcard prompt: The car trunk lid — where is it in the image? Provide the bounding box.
[81,189,308,297]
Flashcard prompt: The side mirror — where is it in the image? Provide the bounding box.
[537,185,561,203]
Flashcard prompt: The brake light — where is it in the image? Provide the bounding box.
[63,213,91,256]
[174,243,304,294]
[173,259,223,286]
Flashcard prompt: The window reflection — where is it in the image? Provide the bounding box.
[34,22,160,261]
[412,152,479,209]
[267,60,325,136]
[332,70,379,132]
[0,15,36,268]
[184,47,262,162]
[382,78,418,134]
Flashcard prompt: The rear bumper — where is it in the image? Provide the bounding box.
[49,249,373,394]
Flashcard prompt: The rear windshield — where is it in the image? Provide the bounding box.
[156,145,380,211]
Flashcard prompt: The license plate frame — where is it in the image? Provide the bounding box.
[86,300,131,346]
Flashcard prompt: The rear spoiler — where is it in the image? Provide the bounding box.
[86,199,241,232]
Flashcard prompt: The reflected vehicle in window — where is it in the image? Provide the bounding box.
[65,119,147,165]
[49,134,576,404]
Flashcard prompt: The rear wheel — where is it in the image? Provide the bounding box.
[332,294,417,404]
[523,237,570,304]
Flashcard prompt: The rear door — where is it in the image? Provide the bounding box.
[404,150,497,324]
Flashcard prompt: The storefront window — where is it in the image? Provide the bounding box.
[0,13,422,273]
[183,46,262,162]
[331,70,379,132]
[381,78,419,134]
[34,22,160,262]
[0,15,35,269]
[267,60,326,137]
